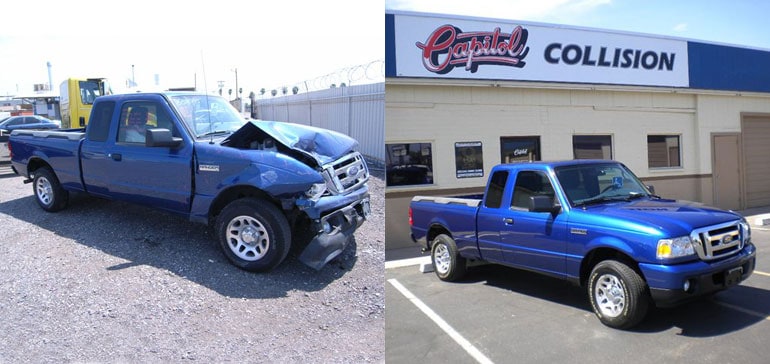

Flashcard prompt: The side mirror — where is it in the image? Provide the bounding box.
[529,195,561,214]
[146,128,183,148]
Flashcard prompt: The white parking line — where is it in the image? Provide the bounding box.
[385,256,430,269]
[388,278,494,364]
[754,271,770,277]
[714,301,770,321]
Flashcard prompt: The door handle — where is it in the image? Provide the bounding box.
[504,218,514,225]
[109,153,122,161]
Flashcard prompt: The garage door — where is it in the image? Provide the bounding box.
[742,115,770,208]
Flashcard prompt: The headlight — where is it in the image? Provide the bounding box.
[305,183,327,201]
[657,236,695,259]
[739,219,751,243]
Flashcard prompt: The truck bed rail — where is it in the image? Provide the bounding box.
[11,129,85,141]
[412,196,481,207]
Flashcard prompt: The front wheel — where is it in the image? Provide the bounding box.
[431,234,466,282]
[216,198,291,272]
[33,167,69,212]
[588,260,650,329]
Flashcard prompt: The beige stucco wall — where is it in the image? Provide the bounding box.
[385,80,770,252]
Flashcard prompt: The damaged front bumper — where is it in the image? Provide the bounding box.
[298,192,371,270]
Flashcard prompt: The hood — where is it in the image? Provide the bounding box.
[224,120,359,166]
[585,198,742,234]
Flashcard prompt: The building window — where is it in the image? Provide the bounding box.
[647,135,681,168]
[386,143,434,187]
[573,135,612,160]
[500,136,540,163]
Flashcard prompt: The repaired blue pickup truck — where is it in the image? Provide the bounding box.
[410,160,756,328]
[9,92,370,272]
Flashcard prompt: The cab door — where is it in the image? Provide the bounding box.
[499,170,568,277]
[475,170,510,263]
[103,99,193,214]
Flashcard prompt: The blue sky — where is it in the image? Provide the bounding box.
[0,0,384,97]
[385,0,770,50]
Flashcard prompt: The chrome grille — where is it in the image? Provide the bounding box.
[322,152,369,195]
[690,221,744,261]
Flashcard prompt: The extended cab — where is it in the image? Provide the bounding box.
[410,160,756,328]
[10,92,370,272]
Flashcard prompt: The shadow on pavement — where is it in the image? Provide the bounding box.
[0,192,359,299]
[457,264,767,336]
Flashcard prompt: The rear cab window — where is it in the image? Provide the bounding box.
[87,101,115,142]
[484,170,509,208]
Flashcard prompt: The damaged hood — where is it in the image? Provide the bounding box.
[226,120,359,165]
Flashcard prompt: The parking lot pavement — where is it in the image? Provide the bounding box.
[0,166,385,362]
[386,229,770,363]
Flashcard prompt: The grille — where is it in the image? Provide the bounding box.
[322,152,369,195]
[690,221,744,261]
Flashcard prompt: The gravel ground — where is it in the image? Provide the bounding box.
[0,162,385,363]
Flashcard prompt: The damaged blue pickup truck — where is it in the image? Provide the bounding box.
[9,92,370,272]
[410,160,755,329]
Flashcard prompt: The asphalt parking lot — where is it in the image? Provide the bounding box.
[0,161,385,362]
[386,227,770,363]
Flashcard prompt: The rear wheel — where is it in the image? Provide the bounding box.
[588,260,650,329]
[216,198,291,272]
[33,167,69,212]
[431,234,466,281]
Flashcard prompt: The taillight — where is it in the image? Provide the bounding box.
[408,207,413,226]
[6,141,11,159]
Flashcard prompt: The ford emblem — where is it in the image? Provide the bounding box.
[347,165,360,177]
[720,235,733,245]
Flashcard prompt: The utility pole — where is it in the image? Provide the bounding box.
[233,68,239,101]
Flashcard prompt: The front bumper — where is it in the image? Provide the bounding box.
[298,194,371,270]
[641,243,756,307]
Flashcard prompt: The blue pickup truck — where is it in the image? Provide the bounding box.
[9,92,370,272]
[410,160,756,328]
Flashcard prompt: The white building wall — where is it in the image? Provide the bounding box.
[386,82,704,192]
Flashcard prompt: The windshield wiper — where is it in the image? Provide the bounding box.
[574,196,616,208]
[197,130,232,138]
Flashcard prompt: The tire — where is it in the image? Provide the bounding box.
[588,260,650,329]
[216,198,291,272]
[33,167,69,212]
[431,234,466,282]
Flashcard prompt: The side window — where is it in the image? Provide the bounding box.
[87,101,115,142]
[484,171,508,208]
[511,171,555,210]
[117,102,173,144]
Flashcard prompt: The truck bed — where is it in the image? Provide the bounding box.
[9,129,85,191]
[410,195,481,255]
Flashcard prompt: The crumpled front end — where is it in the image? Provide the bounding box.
[298,189,371,270]
[294,149,371,270]
[220,120,371,270]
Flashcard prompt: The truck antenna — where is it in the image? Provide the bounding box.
[200,50,214,144]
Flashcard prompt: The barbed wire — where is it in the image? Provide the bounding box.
[257,59,384,97]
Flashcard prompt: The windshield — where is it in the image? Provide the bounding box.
[168,94,247,137]
[555,163,652,207]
